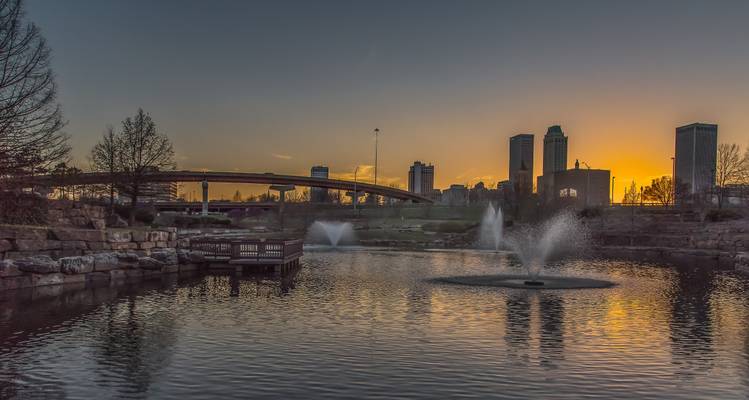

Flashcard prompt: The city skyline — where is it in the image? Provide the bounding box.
[24,0,749,201]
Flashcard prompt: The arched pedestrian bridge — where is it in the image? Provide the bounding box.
[18,170,433,203]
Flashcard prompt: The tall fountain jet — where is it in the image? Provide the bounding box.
[479,203,504,251]
[308,221,356,247]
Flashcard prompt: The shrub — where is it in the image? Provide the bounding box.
[0,191,48,225]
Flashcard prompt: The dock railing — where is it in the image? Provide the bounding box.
[190,238,303,264]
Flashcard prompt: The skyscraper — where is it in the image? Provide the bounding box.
[310,165,330,202]
[543,125,568,175]
[674,123,717,195]
[509,133,534,191]
[408,161,434,195]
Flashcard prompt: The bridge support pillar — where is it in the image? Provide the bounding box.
[201,180,209,216]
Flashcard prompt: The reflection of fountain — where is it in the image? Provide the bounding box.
[307,221,356,247]
[478,203,503,250]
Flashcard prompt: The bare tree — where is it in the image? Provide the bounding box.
[89,125,120,213]
[0,0,69,185]
[716,143,748,208]
[116,108,175,209]
[622,180,640,205]
[643,176,673,206]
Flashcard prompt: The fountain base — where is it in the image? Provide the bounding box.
[433,274,615,290]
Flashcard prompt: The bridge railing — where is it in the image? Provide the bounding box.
[190,238,303,263]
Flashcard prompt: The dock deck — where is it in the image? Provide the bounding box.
[190,238,303,269]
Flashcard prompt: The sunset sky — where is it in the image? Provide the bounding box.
[27,0,749,200]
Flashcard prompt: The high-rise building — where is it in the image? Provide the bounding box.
[543,125,568,175]
[408,161,434,195]
[675,123,717,195]
[509,133,534,191]
[310,165,330,203]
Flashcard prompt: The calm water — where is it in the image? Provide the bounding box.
[2,248,749,399]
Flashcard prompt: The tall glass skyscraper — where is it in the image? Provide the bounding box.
[543,125,568,175]
[674,123,717,195]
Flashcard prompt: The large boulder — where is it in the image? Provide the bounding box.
[92,252,120,272]
[0,259,22,278]
[138,256,164,270]
[50,228,106,242]
[59,255,95,274]
[106,214,128,228]
[151,248,178,265]
[0,239,13,252]
[107,230,132,243]
[15,256,60,274]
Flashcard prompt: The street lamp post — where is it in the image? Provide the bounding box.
[671,156,675,206]
[353,166,359,215]
[374,128,379,186]
[611,176,615,206]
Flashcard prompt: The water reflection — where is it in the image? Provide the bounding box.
[1,250,749,399]
[669,265,716,379]
[539,293,565,369]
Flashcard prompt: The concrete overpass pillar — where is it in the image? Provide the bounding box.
[201,180,209,216]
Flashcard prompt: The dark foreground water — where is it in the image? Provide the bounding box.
[2,248,749,399]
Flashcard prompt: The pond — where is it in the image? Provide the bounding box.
[1,249,748,399]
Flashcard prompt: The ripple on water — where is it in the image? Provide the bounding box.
[0,249,748,399]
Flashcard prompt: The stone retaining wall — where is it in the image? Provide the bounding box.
[587,210,749,268]
[0,248,205,291]
[0,224,184,260]
[48,200,107,229]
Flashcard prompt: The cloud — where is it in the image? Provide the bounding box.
[271,153,292,160]
[330,164,402,188]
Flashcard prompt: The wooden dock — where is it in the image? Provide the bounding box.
[190,238,303,272]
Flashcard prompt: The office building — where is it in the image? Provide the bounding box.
[543,125,568,175]
[674,123,718,195]
[540,160,611,207]
[310,165,330,203]
[408,161,435,195]
[509,134,534,192]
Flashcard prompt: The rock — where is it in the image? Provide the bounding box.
[106,214,129,228]
[176,249,191,264]
[0,225,49,240]
[150,248,178,265]
[90,219,106,230]
[92,253,119,272]
[15,256,60,274]
[30,273,64,287]
[107,230,132,243]
[138,257,164,270]
[62,273,86,285]
[87,242,112,251]
[0,239,12,252]
[131,230,149,242]
[155,241,168,248]
[116,252,140,263]
[61,241,88,250]
[148,231,169,242]
[168,232,178,241]
[110,242,138,251]
[138,241,155,250]
[13,239,61,251]
[0,259,23,278]
[50,228,106,242]
[59,255,95,274]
